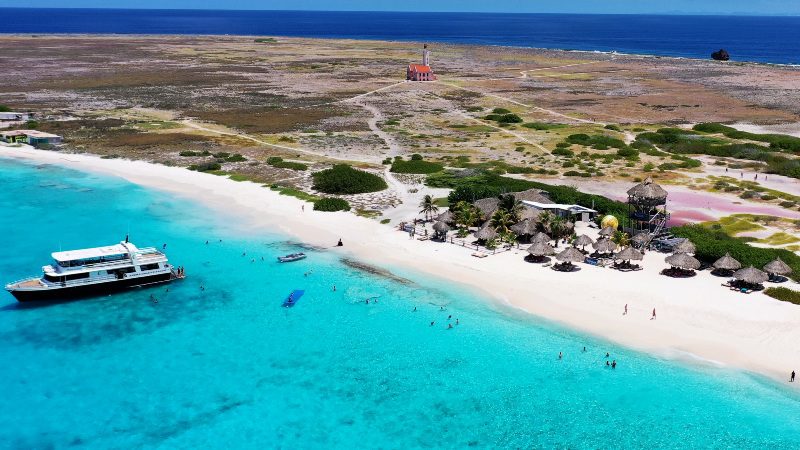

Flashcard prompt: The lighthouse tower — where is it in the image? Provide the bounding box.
[406,44,437,81]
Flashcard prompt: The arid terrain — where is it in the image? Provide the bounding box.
[2,35,799,238]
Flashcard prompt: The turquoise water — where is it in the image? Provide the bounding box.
[2,158,800,449]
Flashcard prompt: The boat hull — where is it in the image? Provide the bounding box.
[8,273,176,302]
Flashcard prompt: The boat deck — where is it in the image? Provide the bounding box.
[12,279,45,289]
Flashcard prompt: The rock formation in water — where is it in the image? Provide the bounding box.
[711,49,730,61]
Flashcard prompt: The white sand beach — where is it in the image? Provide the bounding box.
[3,145,800,383]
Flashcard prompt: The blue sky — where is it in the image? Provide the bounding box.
[3,0,800,15]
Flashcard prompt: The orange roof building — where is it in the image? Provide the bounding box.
[407,44,437,81]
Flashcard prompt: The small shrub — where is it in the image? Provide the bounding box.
[552,147,574,157]
[267,156,308,171]
[188,162,221,172]
[760,194,777,201]
[410,153,423,161]
[226,154,246,162]
[24,120,39,129]
[313,197,351,212]
[764,287,800,305]
[492,108,511,114]
[604,124,621,131]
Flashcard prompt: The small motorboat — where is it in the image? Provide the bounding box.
[282,289,305,307]
[278,252,306,263]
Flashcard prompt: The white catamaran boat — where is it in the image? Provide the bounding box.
[5,241,183,302]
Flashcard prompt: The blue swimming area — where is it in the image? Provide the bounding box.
[2,157,800,448]
[1,9,800,64]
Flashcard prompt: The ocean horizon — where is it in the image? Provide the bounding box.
[2,8,800,64]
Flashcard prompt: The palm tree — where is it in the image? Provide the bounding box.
[419,195,439,222]
[454,201,479,235]
[547,216,570,248]
[537,211,554,234]
[498,194,523,221]
[611,230,630,247]
[490,209,514,234]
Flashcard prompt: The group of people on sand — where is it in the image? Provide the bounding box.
[622,304,656,320]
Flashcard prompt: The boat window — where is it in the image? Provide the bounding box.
[44,274,62,282]
[139,263,160,271]
[65,272,90,281]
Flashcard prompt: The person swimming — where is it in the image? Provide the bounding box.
[612,360,617,369]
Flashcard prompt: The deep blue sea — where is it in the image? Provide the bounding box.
[3,158,800,447]
[1,9,800,64]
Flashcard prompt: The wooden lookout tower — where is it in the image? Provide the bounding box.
[626,177,669,244]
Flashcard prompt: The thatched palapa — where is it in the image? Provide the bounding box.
[436,210,455,225]
[573,234,594,248]
[631,232,650,246]
[592,238,617,253]
[511,219,537,237]
[556,246,585,263]
[513,188,552,204]
[763,258,792,276]
[474,223,497,241]
[474,197,499,219]
[532,232,551,244]
[527,241,555,257]
[733,266,769,285]
[627,177,668,204]
[432,221,451,234]
[673,239,696,254]
[713,253,741,271]
[519,207,542,221]
[665,252,700,270]
[615,246,643,261]
[598,226,616,237]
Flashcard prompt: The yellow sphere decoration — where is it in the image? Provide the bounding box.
[601,214,619,230]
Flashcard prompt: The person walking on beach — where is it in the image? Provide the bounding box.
[302,204,304,212]
[651,308,657,320]
[624,304,628,315]
[792,371,796,382]
[337,238,343,247]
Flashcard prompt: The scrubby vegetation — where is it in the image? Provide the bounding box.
[566,134,627,150]
[390,156,444,174]
[267,156,308,171]
[188,162,222,172]
[522,122,566,130]
[764,287,800,305]
[693,123,800,152]
[671,224,799,280]
[484,113,523,124]
[313,197,351,212]
[179,150,211,157]
[312,164,388,194]
[0,105,10,112]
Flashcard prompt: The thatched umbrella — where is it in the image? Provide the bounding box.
[474,197,499,219]
[763,258,792,276]
[527,241,555,257]
[615,246,643,261]
[665,252,700,270]
[733,266,769,285]
[631,232,650,247]
[592,238,618,254]
[673,239,696,254]
[511,219,537,237]
[474,223,497,241]
[573,234,594,251]
[556,246,586,263]
[532,232,551,244]
[713,253,741,271]
[599,226,616,237]
[519,207,541,221]
[432,221,450,236]
[436,210,455,225]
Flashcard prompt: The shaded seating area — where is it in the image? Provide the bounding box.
[722,266,768,293]
[432,221,450,241]
[553,247,584,272]
[591,237,617,259]
[510,219,537,243]
[661,252,701,278]
[764,258,792,283]
[572,234,594,254]
[598,226,616,238]
[631,232,650,249]
[711,252,741,277]
[526,240,555,263]
[613,246,643,271]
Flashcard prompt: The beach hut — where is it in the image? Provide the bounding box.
[474,223,498,242]
[592,238,617,255]
[673,238,696,255]
[598,226,616,238]
[712,252,741,276]
[763,258,792,280]
[663,252,701,277]
[526,241,555,262]
[614,246,643,271]
[513,188,552,204]
[511,218,537,240]
[519,207,542,221]
[432,221,450,240]
[732,266,769,290]
[474,197,500,220]
[573,234,594,251]
[436,210,455,225]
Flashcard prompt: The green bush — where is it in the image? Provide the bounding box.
[179,150,211,157]
[312,165,387,194]
[760,194,777,201]
[764,287,800,305]
[313,197,351,212]
[410,153,423,161]
[492,108,511,114]
[24,120,39,129]
[0,105,10,112]
[390,159,444,174]
[617,148,639,158]
[564,170,592,177]
[693,123,800,152]
[552,147,574,157]
[671,224,799,281]
[226,154,246,162]
[188,162,221,172]
[212,152,230,158]
[523,122,566,130]
[267,156,307,171]
[604,124,621,131]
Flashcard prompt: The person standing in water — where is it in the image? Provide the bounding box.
[558,352,562,360]
[792,371,796,382]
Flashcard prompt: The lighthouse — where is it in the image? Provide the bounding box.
[407,44,437,81]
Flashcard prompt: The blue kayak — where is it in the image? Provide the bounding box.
[282,289,305,307]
